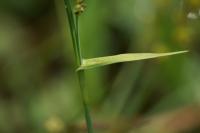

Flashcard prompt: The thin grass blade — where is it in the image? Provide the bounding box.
[77,51,188,70]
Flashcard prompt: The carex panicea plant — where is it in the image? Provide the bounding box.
[63,0,187,132]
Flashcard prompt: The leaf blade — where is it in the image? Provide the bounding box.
[77,51,188,71]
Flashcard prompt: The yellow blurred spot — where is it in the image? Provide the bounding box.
[44,116,65,133]
[174,27,192,46]
[153,42,169,53]
[154,0,171,8]
[189,0,200,7]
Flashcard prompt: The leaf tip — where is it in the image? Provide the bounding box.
[76,67,82,71]
[177,50,189,54]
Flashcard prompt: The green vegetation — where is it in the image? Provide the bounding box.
[64,0,187,132]
[0,0,199,133]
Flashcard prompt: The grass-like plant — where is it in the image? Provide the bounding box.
[63,0,187,132]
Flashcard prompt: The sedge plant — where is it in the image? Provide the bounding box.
[63,0,187,132]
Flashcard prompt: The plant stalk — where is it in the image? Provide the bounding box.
[78,71,94,133]
[63,0,94,133]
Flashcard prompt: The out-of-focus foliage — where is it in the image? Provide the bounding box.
[0,0,199,133]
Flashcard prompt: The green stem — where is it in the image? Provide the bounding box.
[78,71,94,133]
[64,0,81,65]
[75,13,93,133]
[63,0,94,132]
[75,15,83,65]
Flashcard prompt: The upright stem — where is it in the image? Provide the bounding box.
[64,0,81,65]
[63,0,93,132]
[78,71,93,133]
[75,15,83,65]
[75,12,93,133]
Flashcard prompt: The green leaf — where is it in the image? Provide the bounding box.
[77,51,188,71]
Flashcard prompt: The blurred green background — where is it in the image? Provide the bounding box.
[0,0,200,132]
